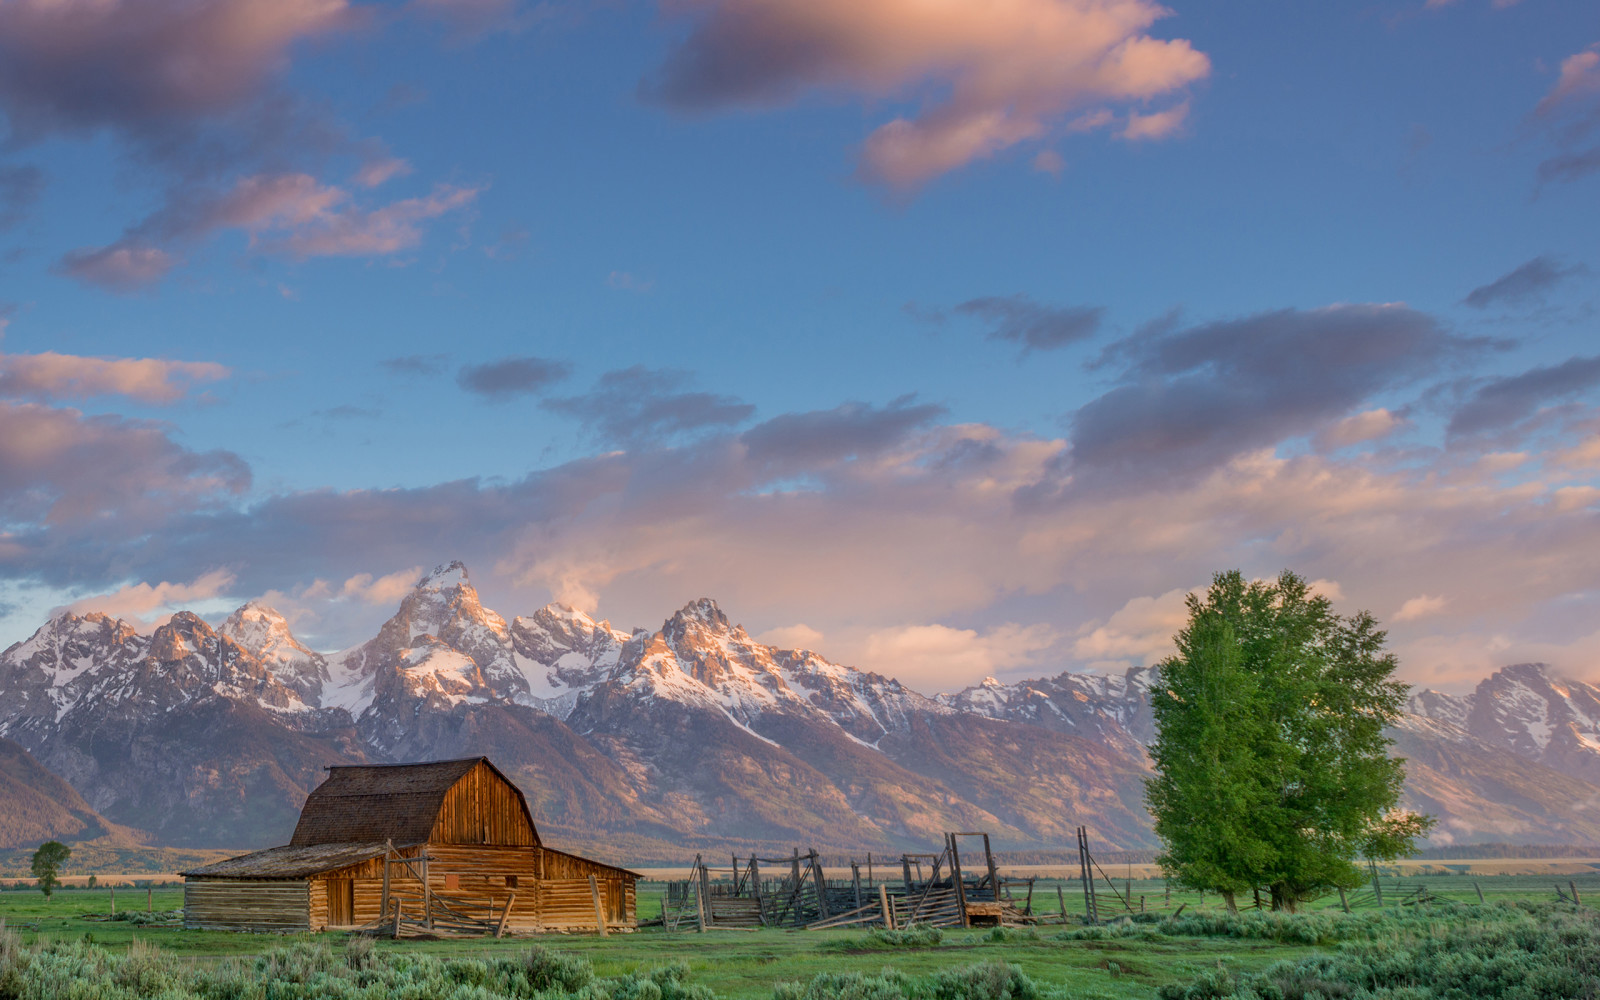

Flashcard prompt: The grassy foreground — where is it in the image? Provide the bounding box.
[1,891,1598,1000]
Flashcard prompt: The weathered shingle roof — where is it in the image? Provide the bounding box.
[180,842,391,879]
[288,757,489,846]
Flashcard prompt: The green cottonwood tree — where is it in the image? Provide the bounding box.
[1145,570,1432,912]
[31,840,70,898]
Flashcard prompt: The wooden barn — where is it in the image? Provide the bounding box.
[180,757,638,935]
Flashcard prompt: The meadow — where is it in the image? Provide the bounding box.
[1,871,1597,999]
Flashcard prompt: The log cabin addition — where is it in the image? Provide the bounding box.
[180,757,638,935]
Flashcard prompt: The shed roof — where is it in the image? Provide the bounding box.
[289,757,526,846]
[180,841,391,879]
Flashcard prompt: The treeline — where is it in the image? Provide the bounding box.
[1410,843,1600,860]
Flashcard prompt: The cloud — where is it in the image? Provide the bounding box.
[1119,100,1189,141]
[1447,354,1600,440]
[1529,44,1600,185]
[0,165,43,231]
[260,182,481,258]
[1394,593,1449,622]
[54,244,177,292]
[0,0,358,145]
[0,351,229,404]
[646,0,1209,188]
[381,354,450,377]
[0,3,480,289]
[0,400,249,529]
[58,569,237,626]
[740,397,946,467]
[544,366,755,446]
[58,174,481,288]
[758,623,826,651]
[1070,303,1479,487]
[1539,148,1600,185]
[337,567,424,605]
[10,393,1600,688]
[1315,408,1404,450]
[1072,586,1193,666]
[457,356,573,399]
[946,295,1104,354]
[860,622,1058,692]
[1032,150,1066,176]
[1464,256,1587,309]
[1534,46,1600,119]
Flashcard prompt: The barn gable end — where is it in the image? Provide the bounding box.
[429,759,539,846]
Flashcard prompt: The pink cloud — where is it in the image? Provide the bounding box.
[1119,100,1190,141]
[650,0,1210,188]
[0,400,248,527]
[1535,46,1600,118]
[1314,408,1405,450]
[265,183,480,257]
[59,569,237,628]
[0,352,229,404]
[58,175,480,287]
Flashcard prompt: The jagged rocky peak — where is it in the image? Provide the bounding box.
[1407,688,1472,729]
[672,598,732,631]
[511,603,629,663]
[388,561,508,642]
[220,602,326,698]
[221,603,313,661]
[146,611,216,662]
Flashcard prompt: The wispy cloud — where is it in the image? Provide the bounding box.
[0,352,229,404]
[457,356,573,399]
[1464,256,1587,309]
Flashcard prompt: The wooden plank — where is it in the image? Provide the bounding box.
[879,884,895,930]
[590,875,608,937]
[947,834,969,928]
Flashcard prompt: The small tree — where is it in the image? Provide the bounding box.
[31,841,70,898]
[1146,570,1433,911]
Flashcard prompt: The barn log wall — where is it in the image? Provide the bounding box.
[184,880,310,932]
[431,761,539,846]
[297,846,635,932]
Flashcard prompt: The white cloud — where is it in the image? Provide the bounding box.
[1394,593,1449,622]
[857,622,1059,693]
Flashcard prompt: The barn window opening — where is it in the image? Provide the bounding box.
[444,873,459,891]
[505,875,518,888]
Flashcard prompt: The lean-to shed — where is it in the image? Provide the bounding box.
[181,757,638,934]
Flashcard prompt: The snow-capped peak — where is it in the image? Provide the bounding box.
[673,598,730,630]
[417,560,471,592]
[219,602,327,699]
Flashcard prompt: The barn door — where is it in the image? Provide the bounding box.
[328,879,354,926]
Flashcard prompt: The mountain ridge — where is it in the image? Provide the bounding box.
[3,562,1599,854]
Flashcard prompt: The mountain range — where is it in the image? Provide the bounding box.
[2,562,1598,858]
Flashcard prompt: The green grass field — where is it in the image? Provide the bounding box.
[2,872,1597,999]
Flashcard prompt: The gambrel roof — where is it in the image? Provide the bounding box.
[288,757,537,847]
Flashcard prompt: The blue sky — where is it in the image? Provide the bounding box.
[0,0,1597,693]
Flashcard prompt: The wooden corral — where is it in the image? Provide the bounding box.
[659,833,1039,931]
[181,758,638,936]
